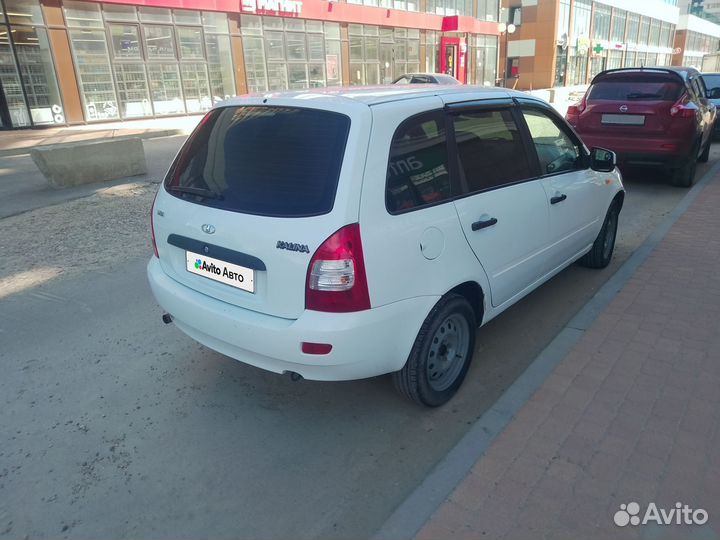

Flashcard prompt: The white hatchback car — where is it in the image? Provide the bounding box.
[148,86,624,406]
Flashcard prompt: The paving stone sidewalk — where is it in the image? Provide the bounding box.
[416,174,720,539]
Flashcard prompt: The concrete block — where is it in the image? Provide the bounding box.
[31,137,147,188]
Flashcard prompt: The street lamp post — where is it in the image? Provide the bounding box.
[498,21,517,87]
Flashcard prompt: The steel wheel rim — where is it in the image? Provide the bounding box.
[603,210,617,260]
[426,313,470,392]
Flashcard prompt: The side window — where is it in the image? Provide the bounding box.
[451,108,533,192]
[386,111,452,213]
[522,108,583,175]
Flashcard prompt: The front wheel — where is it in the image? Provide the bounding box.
[579,202,619,269]
[393,294,476,407]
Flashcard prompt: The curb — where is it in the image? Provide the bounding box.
[0,128,188,158]
[374,161,720,540]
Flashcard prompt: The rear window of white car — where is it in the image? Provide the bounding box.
[164,106,351,217]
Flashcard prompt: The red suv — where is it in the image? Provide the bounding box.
[566,67,716,187]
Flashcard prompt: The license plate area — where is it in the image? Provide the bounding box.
[185,250,255,293]
[601,114,645,126]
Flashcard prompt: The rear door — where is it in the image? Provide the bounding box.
[577,71,684,138]
[448,101,551,308]
[152,102,371,320]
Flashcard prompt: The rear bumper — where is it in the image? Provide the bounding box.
[580,134,693,167]
[147,257,437,381]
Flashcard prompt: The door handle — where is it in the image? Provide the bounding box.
[551,194,567,204]
[471,217,498,231]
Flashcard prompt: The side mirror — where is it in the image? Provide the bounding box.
[709,87,720,99]
[590,147,616,172]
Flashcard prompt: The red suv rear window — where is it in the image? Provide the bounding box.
[588,80,682,101]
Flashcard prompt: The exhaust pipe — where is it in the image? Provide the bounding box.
[288,371,303,382]
[162,313,173,324]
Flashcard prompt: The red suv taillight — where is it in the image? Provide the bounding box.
[565,95,587,125]
[150,190,159,258]
[305,223,370,313]
[670,92,698,118]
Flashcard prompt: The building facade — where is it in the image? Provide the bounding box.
[0,0,501,128]
[500,0,720,91]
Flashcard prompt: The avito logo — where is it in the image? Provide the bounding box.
[614,502,709,527]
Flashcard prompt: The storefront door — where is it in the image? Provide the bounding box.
[440,37,467,83]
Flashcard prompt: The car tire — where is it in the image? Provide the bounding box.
[579,201,619,269]
[393,294,476,407]
[699,136,711,163]
[671,143,699,187]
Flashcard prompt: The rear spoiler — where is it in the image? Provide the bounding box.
[591,67,687,85]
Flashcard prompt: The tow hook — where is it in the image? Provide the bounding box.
[162,313,173,324]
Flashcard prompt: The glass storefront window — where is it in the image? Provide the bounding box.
[0,31,30,126]
[69,29,119,120]
[592,4,610,41]
[109,25,142,59]
[288,64,308,88]
[267,63,288,90]
[138,7,172,24]
[114,62,152,118]
[177,27,204,59]
[102,4,137,22]
[240,15,262,35]
[63,1,103,28]
[174,10,201,25]
[265,31,284,60]
[308,34,324,61]
[144,25,175,59]
[324,22,340,40]
[626,13,639,45]
[285,19,305,31]
[13,26,63,125]
[205,33,235,102]
[147,63,184,114]
[180,63,211,113]
[611,10,626,43]
[202,12,229,34]
[286,32,307,60]
[5,0,43,25]
[638,17,650,45]
[242,35,267,92]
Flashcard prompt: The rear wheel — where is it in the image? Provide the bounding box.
[699,136,711,163]
[671,143,699,187]
[393,294,476,407]
[579,201,619,269]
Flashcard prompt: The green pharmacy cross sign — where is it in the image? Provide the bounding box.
[593,43,604,54]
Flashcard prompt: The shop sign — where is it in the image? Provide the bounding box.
[576,35,590,54]
[672,47,682,55]
[241,0,303,16]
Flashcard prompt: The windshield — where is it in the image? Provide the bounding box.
[165,106,351,217]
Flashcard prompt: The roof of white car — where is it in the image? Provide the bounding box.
[222,85,533,107]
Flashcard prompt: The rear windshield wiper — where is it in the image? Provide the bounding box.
[626,92,662,99]
[167,185,223,201]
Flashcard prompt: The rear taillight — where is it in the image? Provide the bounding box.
[565,95,587,125]
[150,190,159,258]
[305,223,370,313]
[670,92,697,118]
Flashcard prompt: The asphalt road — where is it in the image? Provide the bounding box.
[1,143,717,539]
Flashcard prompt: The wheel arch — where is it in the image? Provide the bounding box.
[612,189,625,211]
[447,281,485,327]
